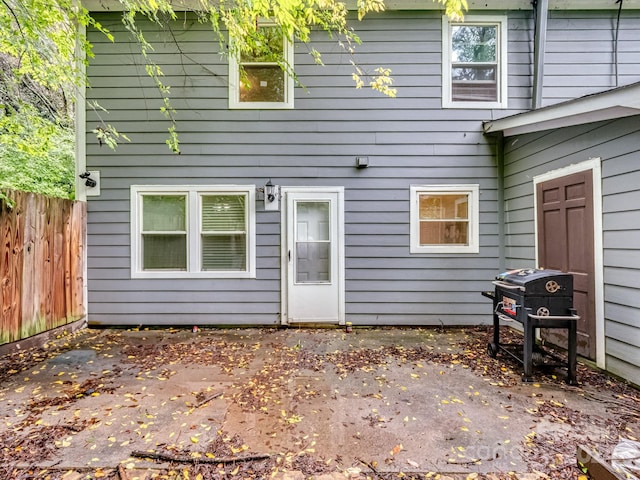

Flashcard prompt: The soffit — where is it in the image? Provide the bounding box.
[483,83,640,137]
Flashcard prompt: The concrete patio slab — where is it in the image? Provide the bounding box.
[0,326,638,479]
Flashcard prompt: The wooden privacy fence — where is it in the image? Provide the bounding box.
[1,190,86,345]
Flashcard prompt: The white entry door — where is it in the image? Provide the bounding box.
[281,187,344,325]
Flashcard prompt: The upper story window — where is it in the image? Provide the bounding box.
[410,184,480,254]
[442,15,508,109]
[131,185,256,278]
[229,21,294,109]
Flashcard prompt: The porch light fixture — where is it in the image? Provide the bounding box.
[263,179,280,211]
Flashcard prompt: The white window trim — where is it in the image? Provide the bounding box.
[410,184,480,254]
[442,15,508,109]
[131,185,256,279]
[228,22,294,110]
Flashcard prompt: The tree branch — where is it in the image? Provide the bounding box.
[131,450,271,464]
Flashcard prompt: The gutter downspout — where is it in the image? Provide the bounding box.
[532,0,548,109]
[496,133,506,272]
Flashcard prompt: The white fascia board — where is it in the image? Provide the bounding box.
[483,83,640,137]
[82,0,640,12]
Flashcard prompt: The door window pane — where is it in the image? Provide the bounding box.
[296,202,329,241]
[296,242,330,283]
[296,201,330,283]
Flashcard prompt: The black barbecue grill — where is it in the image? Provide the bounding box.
[481,268,580,384]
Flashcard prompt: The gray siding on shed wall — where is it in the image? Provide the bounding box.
[502,117,640,384]
[86,10,530,326]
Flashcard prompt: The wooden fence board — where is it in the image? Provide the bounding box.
[0,190,86,345]
[21,192,37,339]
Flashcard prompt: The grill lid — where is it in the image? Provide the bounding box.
[495,268,573,295]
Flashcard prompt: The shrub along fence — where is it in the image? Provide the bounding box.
[1,189,86,345]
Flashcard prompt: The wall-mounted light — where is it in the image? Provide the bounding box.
[79,171,97,188]
[265,179,276,202]
[263,179,279,211]
[78,171,101,196]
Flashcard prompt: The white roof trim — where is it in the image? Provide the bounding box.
[83,0,640,12]
[483,82,640,137]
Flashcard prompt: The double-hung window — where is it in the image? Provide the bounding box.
[131,185,256,278]
[229,21,294,109]
[410,185,480,254]
[442,15,508,109]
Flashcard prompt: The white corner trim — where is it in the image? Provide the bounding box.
[75,23,87,202]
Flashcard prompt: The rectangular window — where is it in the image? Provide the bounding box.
[229,21,294,109]
[410,185,479,254]
[442,15,507,109]
[131,186,256,278]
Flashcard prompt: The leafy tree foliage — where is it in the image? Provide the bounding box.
[1,0,468,177]
[0,103,75,198]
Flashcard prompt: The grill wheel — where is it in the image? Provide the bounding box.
[537,306,550,316]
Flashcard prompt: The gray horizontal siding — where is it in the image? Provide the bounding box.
[85,8,640,334]
[542,10,640,106]
[501,115,640,385]
[86,10,510,328]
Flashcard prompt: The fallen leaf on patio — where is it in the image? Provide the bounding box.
[407,459,419,468]
[390,444,403,455]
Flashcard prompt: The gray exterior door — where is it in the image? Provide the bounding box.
[536,170,596,360]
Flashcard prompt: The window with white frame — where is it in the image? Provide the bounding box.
[410,185,479,254]
[442,15,508,109]
[228,21,294,109]
[131,186,256,278]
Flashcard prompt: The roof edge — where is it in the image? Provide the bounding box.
[483,83,640,137]
[82,0,640,12]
